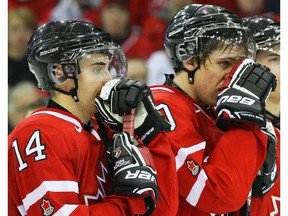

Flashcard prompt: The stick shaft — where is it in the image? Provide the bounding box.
[123,109,136,136]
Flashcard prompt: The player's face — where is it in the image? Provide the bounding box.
[100,5,129,38]
[8,16,34,57]
[77,53,113,114]
[192,45,246,106]
[256,45,280,102]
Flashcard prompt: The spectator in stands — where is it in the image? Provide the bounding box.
[8,0,58,24]
[195,0,279,18]
[50,0,85,22]
[99,2,154,59]
[127,58,148,83]
[146,51,175,86]
[8,81,47,133]
[50,0,103,22]
[234,0,265,16]
[8,7,38,87]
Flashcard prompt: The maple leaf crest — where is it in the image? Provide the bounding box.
[41,199,54,216]
[187,160,200,176]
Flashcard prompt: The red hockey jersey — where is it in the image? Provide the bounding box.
[8,107,178,215]
[250,127,280,216]
[151,85,269,216]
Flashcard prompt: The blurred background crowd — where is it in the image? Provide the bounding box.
[8,0,280,133]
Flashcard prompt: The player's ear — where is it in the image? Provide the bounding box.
[52,65,67,82]
[54,65,64,77]
[53,65,73,90]
[183,57,197,71]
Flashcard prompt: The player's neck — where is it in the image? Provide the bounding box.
[173,71,196,100]
[52,95,92,124]
[266,100,280,117]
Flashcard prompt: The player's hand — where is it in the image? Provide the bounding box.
[95,78,171,145]
[215,59,277,131]
[108,132,158,215]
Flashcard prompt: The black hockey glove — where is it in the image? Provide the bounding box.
[252,121,278,197]
[215,59,277,131]
[108,132,158,215]
[95,78,171,145]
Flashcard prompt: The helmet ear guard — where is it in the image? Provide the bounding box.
[47,62,80,102]
[49,64,67,84]
[48,62,78,84]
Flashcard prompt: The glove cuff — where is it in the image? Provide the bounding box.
[135,116,161,145]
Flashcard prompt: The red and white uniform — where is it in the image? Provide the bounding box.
[151,85,269,216]
[250,127,280,216]
[8,106,178,215]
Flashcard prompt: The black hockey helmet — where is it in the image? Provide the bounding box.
[27,20,126,100]
[164,4,255,83]
[242,16,280,54]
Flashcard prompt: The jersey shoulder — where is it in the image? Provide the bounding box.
[8,108,90,154]
[151,85,195,110]
[10,108,82,135]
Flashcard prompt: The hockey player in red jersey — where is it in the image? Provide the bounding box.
[242,16,280,129]
[8,21,177,216]
[242,16,280,216]
[148,4,277,216]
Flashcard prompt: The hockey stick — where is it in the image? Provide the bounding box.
[123,109,136,136]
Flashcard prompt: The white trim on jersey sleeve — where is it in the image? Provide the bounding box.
[91,129,101,141]
[31,111,83,132]
[175,141,206,170]
[19,180,79,212]
[186,169,208,206]
[194,103,213,120]
[150,86,175,93]
[17,205,27,216]
[53,204,78,216]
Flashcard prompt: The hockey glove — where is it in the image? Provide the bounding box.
[95,78,171,145]
[108,132,158,215]
[215,59,277,131]
[252,121,278,197]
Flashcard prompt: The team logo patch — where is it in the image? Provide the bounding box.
[187,160,200,176]
[41,199,54,216]
[113,147,122,158]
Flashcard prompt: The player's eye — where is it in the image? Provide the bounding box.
[268,56,280,64]
[91,66,106,74]
[219,60,231,69]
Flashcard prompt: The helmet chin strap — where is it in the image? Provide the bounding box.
[69,88,79,102]
[52,77,79,102]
